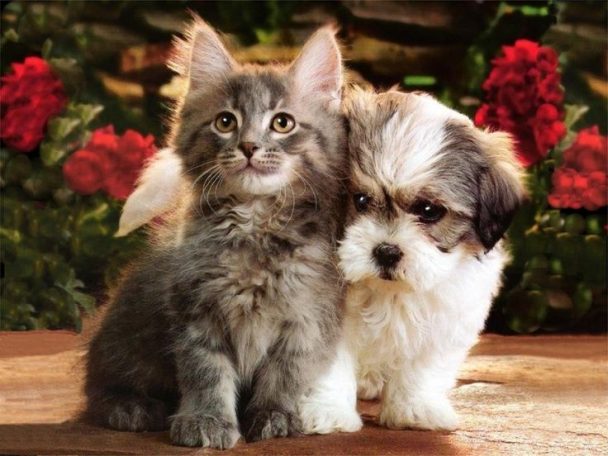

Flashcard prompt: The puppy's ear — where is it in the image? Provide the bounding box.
[170,14,237,91]
[289,25,342,103]
[475,131,526,251]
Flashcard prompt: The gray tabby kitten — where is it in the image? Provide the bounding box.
[85,16,346,449]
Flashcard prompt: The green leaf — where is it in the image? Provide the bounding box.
[48,58,85,95]
[40,142,68,167]
[0,227,22,244]
[1,28,19,45]
[71,290,96,313]
[573,283,593,319]
[71,104,104,126]
[78,202,111,226]
[55,268,96,316]
[254,28,280,45]
[3,154,32,184]
[47,117,81,142]
[519,5,549,16]
[41,38,53,58]
[504,289,549,333]
[403,75,437,87]
[563,104,589,130]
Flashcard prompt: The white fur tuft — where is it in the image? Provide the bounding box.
[116,148,183,237]
[298,341,362,434]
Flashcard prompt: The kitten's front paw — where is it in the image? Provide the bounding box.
[170,414,240,449]
[243,408,302,442]
[379,397,458,431]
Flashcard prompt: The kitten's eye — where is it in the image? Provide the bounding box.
[411,199,446,224]
[353,193,372,212]
[271,113,295,133]
[214,112,237,133]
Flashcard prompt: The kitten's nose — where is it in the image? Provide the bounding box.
[239,142,259,159]
[373,243,403,269]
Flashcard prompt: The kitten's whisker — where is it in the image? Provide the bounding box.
[183,159,221,175]
[192,164,222,191]
[272,183,287,221]
[207,172,224,214]
[198,168,221,216]
[201,172,219,214]
[294,170,319,211]
[278,180,296,233]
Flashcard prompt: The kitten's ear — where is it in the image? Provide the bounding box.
[170,15,236,90]
[475,131,527,251]
[289,26,342,102]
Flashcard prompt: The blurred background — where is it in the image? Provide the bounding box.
[1,1,606,334]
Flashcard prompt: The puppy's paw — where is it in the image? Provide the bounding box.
[299,400,362,434]
[243,408,302,442]
[379,397,458,431]
[106,396,168,432]
[170,414,240,449]
[357,373,383,400]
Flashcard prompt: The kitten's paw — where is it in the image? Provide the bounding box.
[357,373,383,400]
[243,408,302,442]
[379,397,458,431]
[106,396,168,432]
[299,401,362,434]
[170,414,240,449]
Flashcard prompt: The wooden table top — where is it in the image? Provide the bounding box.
[0,331,606,455]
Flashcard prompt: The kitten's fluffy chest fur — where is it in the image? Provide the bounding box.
[177,196,334,378]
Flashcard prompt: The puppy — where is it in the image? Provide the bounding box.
[338,87,525,430]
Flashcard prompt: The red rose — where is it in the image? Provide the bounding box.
[548,126,608,211]
[538,74,563,105]
[63,150,111,195]
[62,125,156,200]
[552,167,575,192]
[0,56,67,152]
[86,125,119,154]
[113,129,156,169]
[561,126,607,173]
[475,40,565,167]
[530,104,567,160]
[103,169,140,200]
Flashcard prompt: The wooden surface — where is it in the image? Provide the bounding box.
[0,332,606,455]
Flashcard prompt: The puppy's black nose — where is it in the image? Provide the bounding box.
[373,243,403,268]
[240,142,259,158]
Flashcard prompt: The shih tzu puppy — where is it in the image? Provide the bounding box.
[337,87,525,430]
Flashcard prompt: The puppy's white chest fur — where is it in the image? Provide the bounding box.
[348,247,506,372]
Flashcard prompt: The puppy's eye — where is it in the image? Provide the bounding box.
[411,199,446,224]
[353,193,371,212]
[215,112,237,133]
[271,113,295,133]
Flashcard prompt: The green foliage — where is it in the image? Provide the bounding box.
[1,3,148,331]
[1,1,605,334]
[41,103,104,166]
[495,113,607,333]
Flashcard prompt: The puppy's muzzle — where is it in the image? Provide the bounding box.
[373,243,403,270]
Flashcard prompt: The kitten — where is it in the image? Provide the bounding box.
[85,16,347,449]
